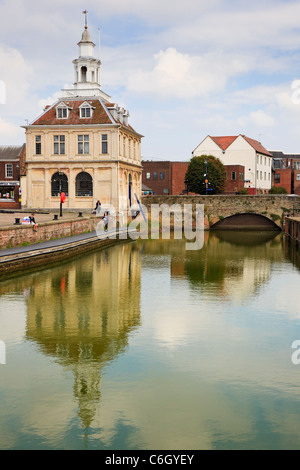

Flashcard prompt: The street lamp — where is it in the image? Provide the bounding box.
[58,171,65,217]
[204,159,208,195]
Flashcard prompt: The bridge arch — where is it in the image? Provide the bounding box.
[211,213,281,231]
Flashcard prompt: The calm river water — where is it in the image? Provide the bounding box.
[0,231,300,450]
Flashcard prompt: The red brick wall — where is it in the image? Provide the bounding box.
[171,162,189,195]
[0,216,104,249]
[0,159,21,207]
[224,165,245,194]
[142,161,172,195]
[293,171,300,195]
[273,169,292,193]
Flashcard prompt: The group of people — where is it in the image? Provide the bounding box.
[26,200,109,234]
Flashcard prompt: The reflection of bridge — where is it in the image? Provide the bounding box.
[142,195,300,230]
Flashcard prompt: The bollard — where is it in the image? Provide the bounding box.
[14,218,20,225]
[53,214,58,220]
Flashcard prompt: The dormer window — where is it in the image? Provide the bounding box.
[79,102,94,119]
[56,103,70,119]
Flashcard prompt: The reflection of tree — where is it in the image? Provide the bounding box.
[138,231,285,302]
[17,243,141,430]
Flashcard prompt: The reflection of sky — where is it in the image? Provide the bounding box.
[1,237,300,450]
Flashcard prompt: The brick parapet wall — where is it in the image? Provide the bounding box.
[0,216,104,249]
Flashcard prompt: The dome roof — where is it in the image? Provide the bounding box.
[79,27,93,44]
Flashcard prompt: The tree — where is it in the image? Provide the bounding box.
[185,155,226,195]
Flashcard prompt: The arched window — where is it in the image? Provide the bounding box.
[51,172,68,197]
[76,172,93,197]
[81,66,87,82]
[128,174,132,207]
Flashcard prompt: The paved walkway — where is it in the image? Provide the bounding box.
[0,210,93,228]
[0,231,99,258]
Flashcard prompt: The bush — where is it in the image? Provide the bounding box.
[238,188,249,195]
[269,186,288,194]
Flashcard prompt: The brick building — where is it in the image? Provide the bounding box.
[0,145,25,209]
[142,160,245,195]
[271,152,300,195]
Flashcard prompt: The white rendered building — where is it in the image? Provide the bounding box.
[193,135,273,194]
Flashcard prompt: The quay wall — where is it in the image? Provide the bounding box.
[285,218,300,244]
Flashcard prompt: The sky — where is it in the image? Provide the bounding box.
[1,0,300,160]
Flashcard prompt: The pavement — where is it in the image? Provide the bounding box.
[0,230,100,259]
[0,210,94,228]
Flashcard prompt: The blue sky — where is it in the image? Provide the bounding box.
[1,0,300,159]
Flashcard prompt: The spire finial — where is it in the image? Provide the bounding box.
[83,10,88,29]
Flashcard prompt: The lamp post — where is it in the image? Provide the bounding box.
[204,159,208,196]
[58,172,64,217]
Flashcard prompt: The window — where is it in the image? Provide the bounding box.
[5,164,13,178]
[80,106,92,118]
[274,173,281,183]
[239,172,244,181]
[163,188,169,194]
[51,172,68,197]
[75,172,93,197]
[153,172,158,180]
[297,173,300,181]
[102,134,108,154]
[54,135,65,155]
[56,107,68,119]
[264,172,266,180]
[78,135,89,155]
[160,172,165,180]
[146,172,151,180]
[231,171,236,180]
[35,136,41,155]
[81,66,87,82]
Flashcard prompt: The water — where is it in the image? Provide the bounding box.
[0,231,300,450]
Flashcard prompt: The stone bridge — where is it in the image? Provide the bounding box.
[141,195,300,230]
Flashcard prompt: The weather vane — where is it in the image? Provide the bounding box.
[83,10,88,28]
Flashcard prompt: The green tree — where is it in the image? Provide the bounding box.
[269,186,288,194]
[185,155,226,195]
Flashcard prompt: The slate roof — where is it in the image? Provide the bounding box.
[0,145,25,161]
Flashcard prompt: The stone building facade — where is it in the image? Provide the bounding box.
[21,23,143,214]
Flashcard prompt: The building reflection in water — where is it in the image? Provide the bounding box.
[24,242,141,430]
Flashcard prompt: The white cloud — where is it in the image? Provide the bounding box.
[127,47,253,99]
[238,109,275,128]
